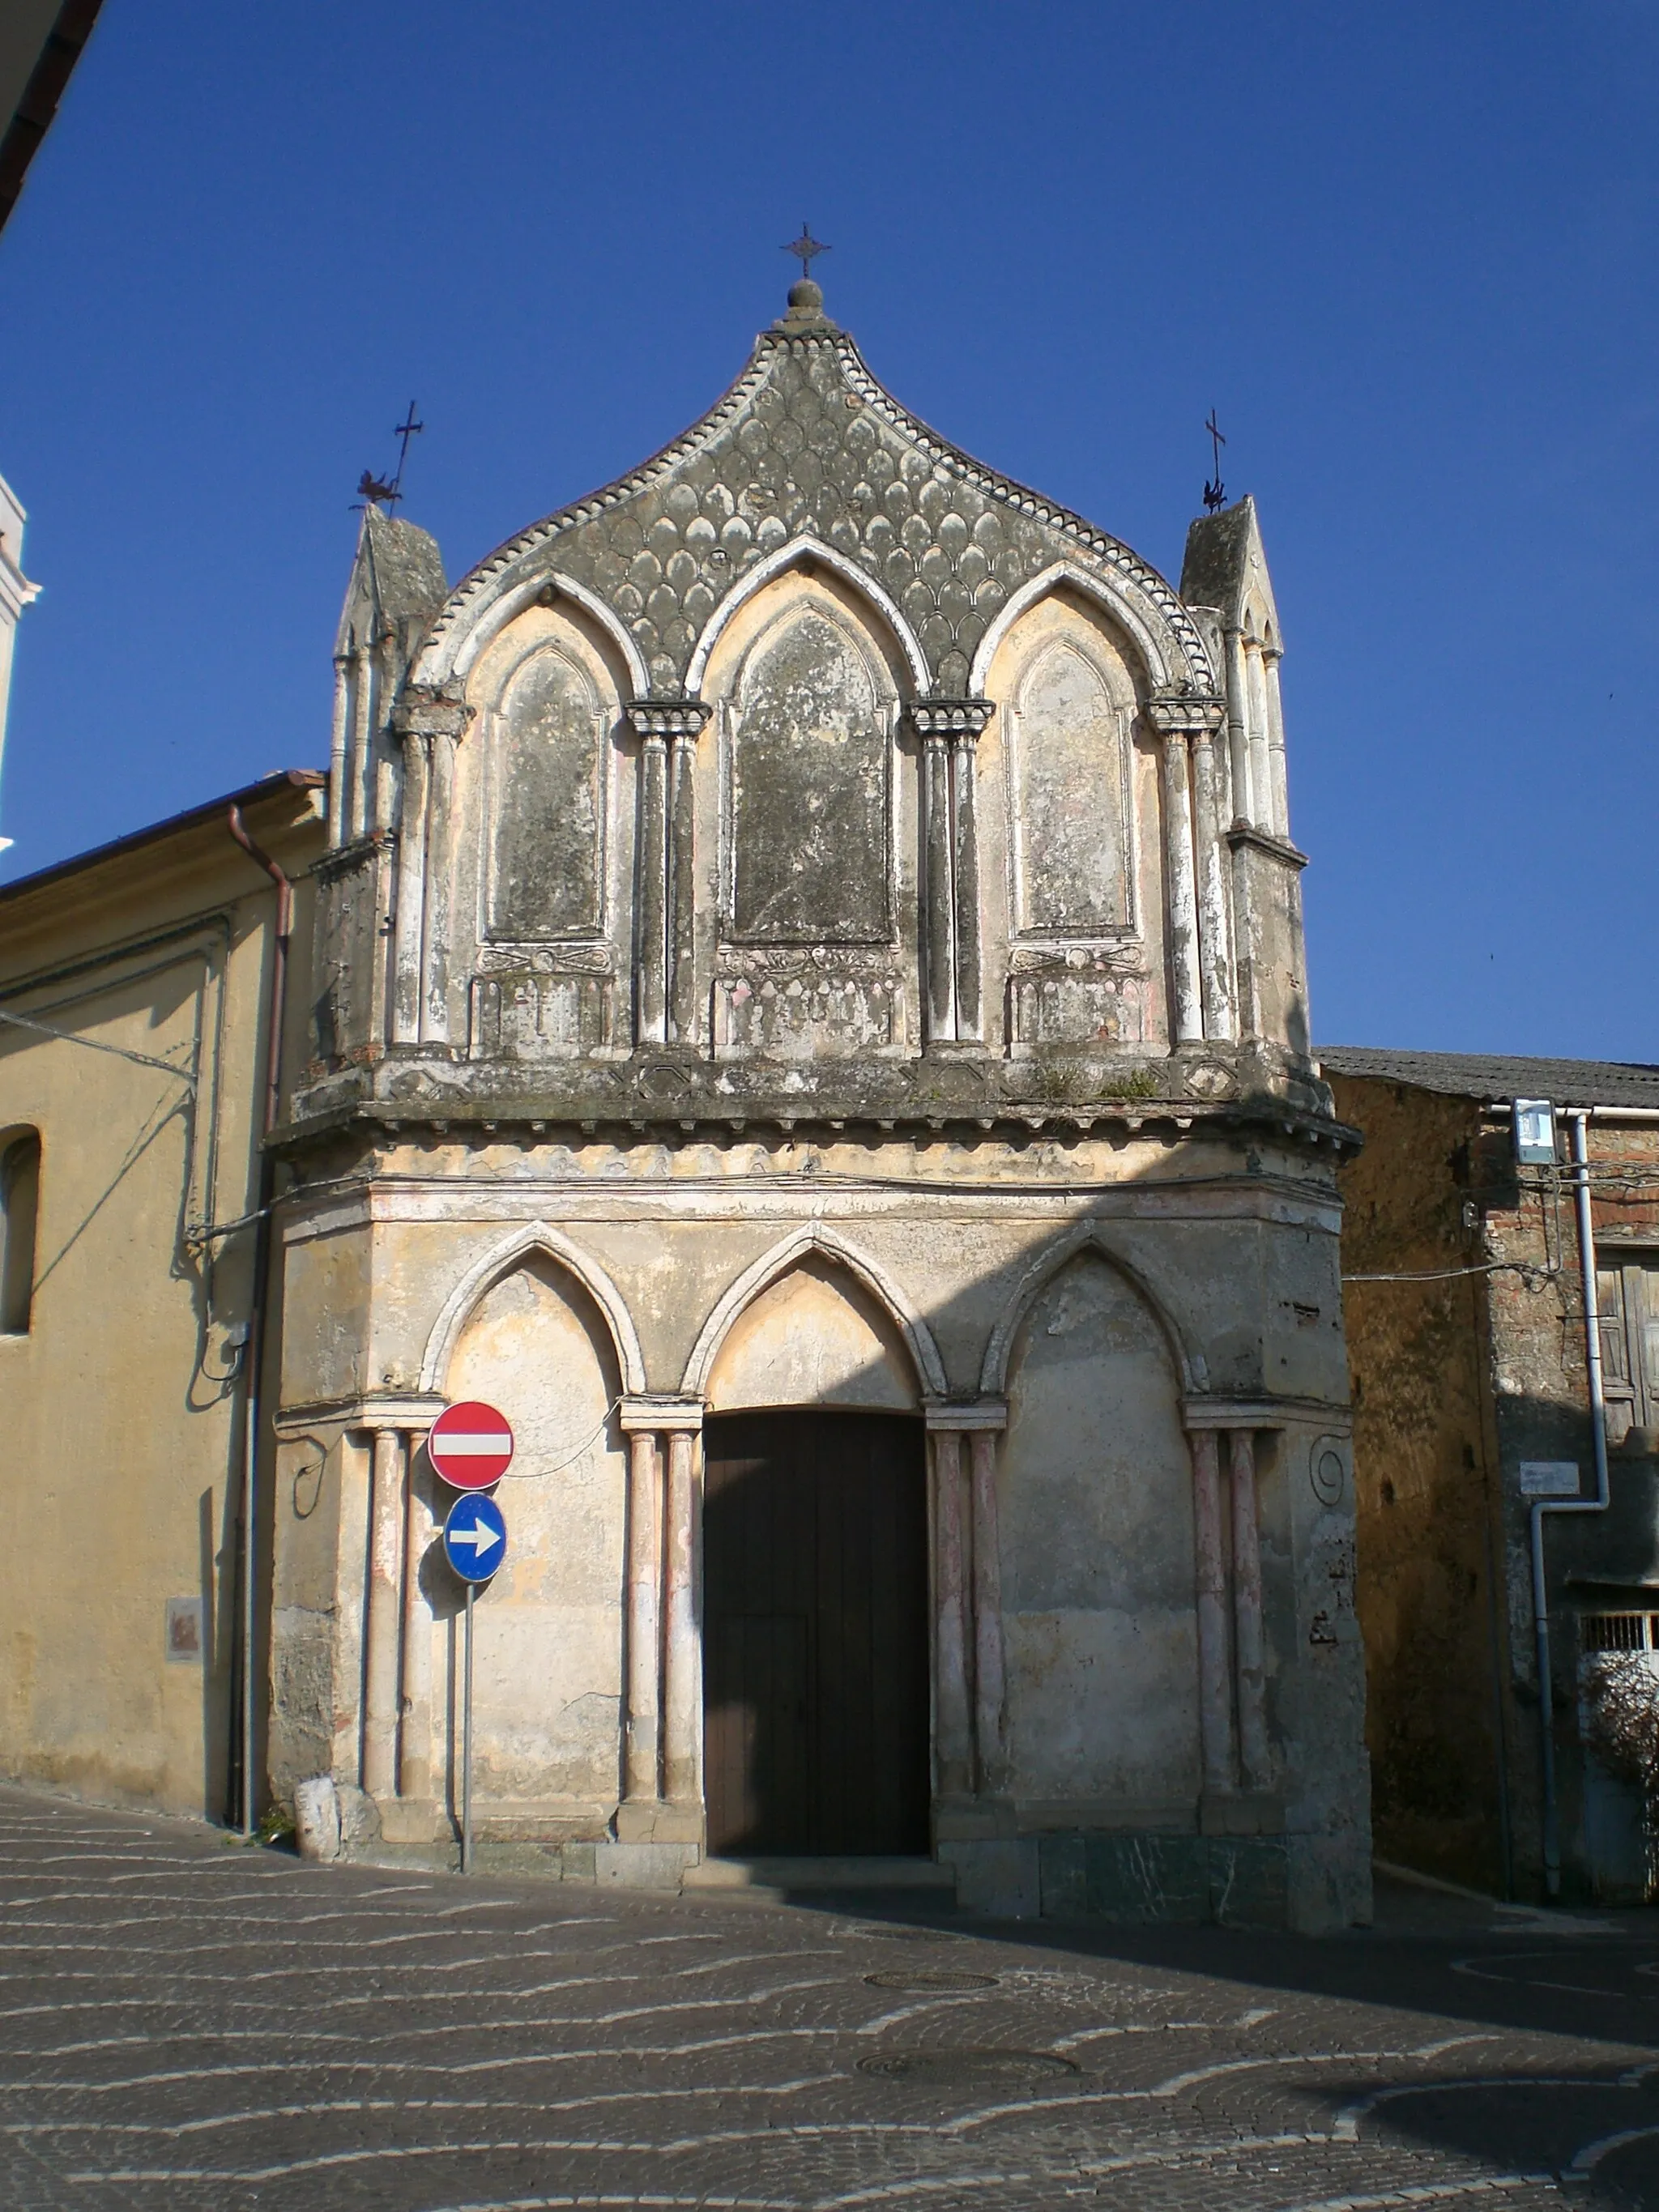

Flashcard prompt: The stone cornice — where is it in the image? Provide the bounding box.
[1183,1395,1351,1431]
[275,1391,446,1438]
[1227,823,1308,870]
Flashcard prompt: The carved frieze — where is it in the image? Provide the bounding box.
[712,946,905,1061]
[1006,946,1148,1051]
[469,969,614,1059]
[470,942,616,1059]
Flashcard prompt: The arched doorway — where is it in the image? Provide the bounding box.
[697,1255,932,1856]
[703,1410,928,1856]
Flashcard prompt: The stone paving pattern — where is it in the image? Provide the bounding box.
[2,1786,1657,2210]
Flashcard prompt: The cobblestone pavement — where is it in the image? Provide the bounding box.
[3,1788,1659,2210]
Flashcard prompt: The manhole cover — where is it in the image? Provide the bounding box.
[864,1970,999,1993]
[856,2048,1078,2086]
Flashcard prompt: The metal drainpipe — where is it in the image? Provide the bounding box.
[1530,1106,1611,1898]
[226,806,292,1839]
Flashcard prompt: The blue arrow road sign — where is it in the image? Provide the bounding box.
[443,1492,507,1583]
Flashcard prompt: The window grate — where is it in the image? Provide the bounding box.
[1582,1612,1659,1654]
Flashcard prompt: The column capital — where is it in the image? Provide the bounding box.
[626,701,712,740]
[391,687,473,741]
[274,1392,446,1438]
[924,1396,1007,1433]
[1182,1396,1293,1431]
[1145,689,1226,736]
[907,700,996,739]
[619,1393,705,1434]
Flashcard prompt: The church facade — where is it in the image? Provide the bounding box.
[262,275,1366,1925]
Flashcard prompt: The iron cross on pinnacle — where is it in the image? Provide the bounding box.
[390,401,424,497]
[1203,410,1227,514]
[783,223,830,278]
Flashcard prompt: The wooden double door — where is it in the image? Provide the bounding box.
[702,1410,930,1856]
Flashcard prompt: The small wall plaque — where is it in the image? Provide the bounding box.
[1519,1461,1580,1498]
[165,1597,203,1663]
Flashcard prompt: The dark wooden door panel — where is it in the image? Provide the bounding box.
[703,1411,928,1856]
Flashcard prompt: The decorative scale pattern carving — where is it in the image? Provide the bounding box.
[419,332,1214,699]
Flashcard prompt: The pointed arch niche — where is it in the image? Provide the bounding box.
[458,600,633,1056]
[420,1227,638,1816]
[682,1225,946,1404]
[697,565,915,1060]
[993,1242,1201,1811]
[980,586,1158,1054]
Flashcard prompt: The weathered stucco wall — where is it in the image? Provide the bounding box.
[1000,1251,1199,1808]
[267,1119,1368,1929]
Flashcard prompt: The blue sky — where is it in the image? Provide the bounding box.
[0,2,1653,1058]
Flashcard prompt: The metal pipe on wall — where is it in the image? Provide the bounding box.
[1529,1108,1611,1898]
[225,807,294,1838]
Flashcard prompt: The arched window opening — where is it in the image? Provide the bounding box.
[0,1129,41,1336]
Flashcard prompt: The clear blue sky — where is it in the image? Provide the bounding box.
[0,2,1653,1059]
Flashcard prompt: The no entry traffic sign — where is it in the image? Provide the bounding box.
[428,1400,514,1490]
[443,1492,507,1583]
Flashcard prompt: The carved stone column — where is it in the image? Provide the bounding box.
[391,731,430,1045]
[620,1417,663,1810]
[662,1418,702,1812]
[389,688,470,1048]
[328,653,352,850]
[911,702,994,1046]
[920,726,955,1042]
[1264,649,1290,842]
[1147,698,1206,1046]
[928,1426,972,1796]
[348,646,375,843]
[1245,641,1273,835]
[668,728,698,1042]
[1187,1426,1235,1794]
[1185,702,1234,1042]
[398,1442,435,1804]
[627,704,711,1047]
[1223,629,1253,826]
[633,722,668,1045]
[615,1396,703,1841]
[968,1425,1009,1792]
[950,710,992,1042]
[928,1399,1008,1796]
[362,1427,406,1801]
[1229,1428,1270,1790]
[421,730,458,1045]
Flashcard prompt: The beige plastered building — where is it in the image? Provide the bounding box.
[0,276,1370,1928]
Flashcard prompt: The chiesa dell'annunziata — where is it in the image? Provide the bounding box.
[272,269,1368,1926]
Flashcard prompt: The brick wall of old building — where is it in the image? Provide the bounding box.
[1328,1073,1512,1892]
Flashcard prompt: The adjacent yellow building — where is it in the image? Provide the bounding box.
[0,772,323,1816]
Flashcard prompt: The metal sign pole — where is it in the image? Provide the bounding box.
[462,1582,476,1875]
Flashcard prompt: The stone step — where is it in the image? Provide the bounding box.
[684,1854,957,1894]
